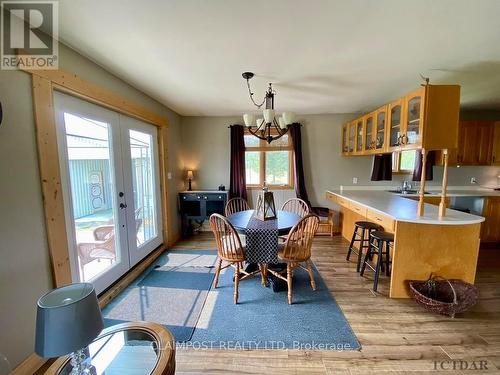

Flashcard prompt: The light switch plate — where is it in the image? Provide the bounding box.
[470,177,477,184]
[167,172,172,180]
[352,177,358,184]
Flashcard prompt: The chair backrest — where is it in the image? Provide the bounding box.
[225,197,250,216]
[209,213,245,262]
[281,214,320,261]
[281,198,310,218]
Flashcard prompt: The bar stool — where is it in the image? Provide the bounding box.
[360,230,394,292]
[346,221,381,272]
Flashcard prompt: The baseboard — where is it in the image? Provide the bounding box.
[167,231,181,247]
[10,353,46,375]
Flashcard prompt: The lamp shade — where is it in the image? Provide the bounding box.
[243,113,255,128]
[187,170,194,179]
[35,283,103,358]
[283,111,296,125]
[278,116,286,129]
[263,109,275,124]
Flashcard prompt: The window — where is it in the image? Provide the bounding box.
[244,130,294,188]
[392,149,417,173]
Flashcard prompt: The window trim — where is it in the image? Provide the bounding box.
[392,150,417,174]
[244,129,294,189]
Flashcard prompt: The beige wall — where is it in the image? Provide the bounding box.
[180,114,500,209]
[0,43,182,370]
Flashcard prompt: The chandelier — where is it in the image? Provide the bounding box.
[242,72,296,143]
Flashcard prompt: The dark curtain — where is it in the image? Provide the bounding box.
[371,154,393,181]
[412,150,435,181]
[289,123,311,207]
[229,125,247,200]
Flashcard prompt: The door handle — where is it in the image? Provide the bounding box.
[120,203,127,209]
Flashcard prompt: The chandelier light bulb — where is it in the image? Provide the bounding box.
[243,113,255,128]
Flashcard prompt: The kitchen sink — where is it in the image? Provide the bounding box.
[387,189,433,195]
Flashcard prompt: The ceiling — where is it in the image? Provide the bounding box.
[57,0,500,116]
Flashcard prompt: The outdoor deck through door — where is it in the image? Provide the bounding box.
[54,92,163,294]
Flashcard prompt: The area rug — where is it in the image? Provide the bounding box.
[101,250,218,342]
[102,249,360,350]
[189,264,361,350]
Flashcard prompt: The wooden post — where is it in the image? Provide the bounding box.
[439,149,449,217]
[417,148,427,217]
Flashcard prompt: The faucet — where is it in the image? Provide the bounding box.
[401,180,412,193]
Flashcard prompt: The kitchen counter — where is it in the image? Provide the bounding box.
[326,188,484,298]
[327,190,485,225]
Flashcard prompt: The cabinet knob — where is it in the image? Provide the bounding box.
[218,196,222,199]
[183,196,186,200]
[197,196,201,199]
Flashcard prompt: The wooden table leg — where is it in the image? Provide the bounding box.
[259,263,268,286]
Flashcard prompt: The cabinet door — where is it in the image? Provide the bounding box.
[364,114,375,153]
[457,121,479,165]
[342,124,349,154]
[374,106,387,152]
[355,118,364,153]
[348,122,355,153]
[493,122,500,165]
[476,121,494,165]
[388,99,403,151]
[481,197,500,243]
[403,88,425,147]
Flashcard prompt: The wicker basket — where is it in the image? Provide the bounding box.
[408,275,479,318]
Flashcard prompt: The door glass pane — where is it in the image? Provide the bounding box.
[376,111,385,149]
[356,121,363,151]
[245,151,260,184]
[390,105,401,147]
[342,126,348,153]
[129,129,157,246]
[265,151,289,185]
[406,97,421,144]
[348,125,354,152]
[365,117,373,150]
[63,112,120,282]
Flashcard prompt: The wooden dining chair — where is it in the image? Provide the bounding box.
[268,214,320,304]
[281,198,310,218]
[225,197,250,216]
[209,213,256,304]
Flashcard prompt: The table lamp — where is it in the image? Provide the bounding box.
[187,170,194,191]
[35,283,104,375]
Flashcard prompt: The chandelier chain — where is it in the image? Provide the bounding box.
[246,78,266,108]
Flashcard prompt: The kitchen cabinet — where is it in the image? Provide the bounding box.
[440,121,495,166]
[355,118,364,153]
[348,121,355,153]
[364,113,375,152]
[374,106,387,152]
[388,98,404,152]
[492,122,500,165]
[481,197,500,243]
[342,123,349,154]
[341,84,460,156]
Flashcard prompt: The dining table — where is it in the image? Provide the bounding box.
[227,209,301,288]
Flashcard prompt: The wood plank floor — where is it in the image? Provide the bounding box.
[172,233,500,374]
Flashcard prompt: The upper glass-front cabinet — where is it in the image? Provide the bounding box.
[356,119,363,152]
[342,124,348,154]
[348,122,355,152]
[389,100,403,149]
[375,107,387,151]
[364,115,374,151]
[404,87,425,147]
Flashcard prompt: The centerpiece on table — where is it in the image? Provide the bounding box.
[255,184,277,221]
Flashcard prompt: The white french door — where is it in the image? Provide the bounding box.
[54,92,162,294]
